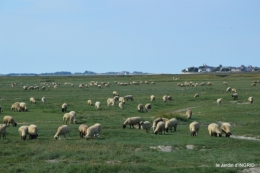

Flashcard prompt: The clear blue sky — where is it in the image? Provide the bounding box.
[1,1,259,74]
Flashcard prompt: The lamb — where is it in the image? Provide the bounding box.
[145,103,151,112]
[119,97,125,104]
[0,124,7,139]
[11,102,21,112]
[137,104,144,112]
[61,103,68,112]
[165,118,178,132]
[95,101,101,109]
[30,97,36,104]
[231,93,238,100]
[113,91,119,96]
[3,116,17,127]
[41,97,46,103]
[119,102,124,109]
[28,124,38,139]
[154,121,165,135]
[107,98,115,106]
[217,98,222,105]
[208,123,222,137]
[124,95,134,101]
[19,102,28,112]
[84,123,102,140]
[189,121,200,136]
[150,95,155,101]
[248,96,253,104]
[140,121,151,133]
[18,126,29,140]
[54,125,70,140]
[63,111,77,124]
[220,122,232,137]
[123,117,142,129]
[186,109,192,119]
[194,93,199,97]
[87,100,92,106]
[78,124,88,138]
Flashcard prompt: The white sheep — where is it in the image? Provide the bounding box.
[11,102,21,112]
[63,112,77,124]
[140,121,151,133]
[208,123,222,137]
[18,126,29,140]
[87,100,92,106]
[54,125,70,140]
[220,122,232,137]
[194,93,199,98]
[84,123,102,140]
[162,95,167,102]
[145,103,151,112]
[150,95,155,101]
[3,116,17,127]
[23,86,28,90]
[167,95,172,101]
[186,109,192,119]
[119,97,125,104]
[19,102,28,112]
[165,118,178,132]
[30,97,36,104]
[41,97,46,103]
[119,102,124,109]
[137,104,144,112]
[28,124,38,139]
[78,124,88,138]
[107,98,115,106]
[154,121,165,135]
[95,101,101,109]
[123,117,142,129]
[231,93,238,100]
[0,124,7,139]
[114,96,119,102]
[61,103,68,112]
[113,91,119,96]
[223,82,228,86]
[248,96,253,104]
[124,95,134,101]
[152,117,164,130]
[217,98,222,105]
[189,121,200,136]
[226,87,231,92]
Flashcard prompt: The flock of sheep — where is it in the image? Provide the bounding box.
[0,78,257,141]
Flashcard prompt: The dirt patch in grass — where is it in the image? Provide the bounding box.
[231,135,260,142]
[172,107,199,113]
[150,145,172,152]
[240,167,260,173]
[45,159,60,163]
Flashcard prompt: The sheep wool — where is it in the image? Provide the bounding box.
[165,118,178,132]
[154,121,165,135]
[208,123,222,137]
[150,95,155,101]
[107,98,115,106]
[189,121,200,136]
[19,102,28,112]
[123,117,142,129]
[145,103,152,112]
[30,97,36,104]
[61,103,68,112]
[119,102,124,109]
[217,98,222,105]
[186,109,193,119]
[85,123,102,139]
[3,116,17,127]
[0,124,7,139]
[41,97,46,103]
[248,97,253,104]
[140,121,151,133]
[95,101,101,109]
[87,100,92,106]
[54,125,70,140]
[78,124,88,138]
[152,117,164,130]
[137,104,144,112]
[28,124,38,139]
[220,122,232,137]
[18,126,29,140]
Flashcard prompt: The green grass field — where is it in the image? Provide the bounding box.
[0,73,259,173]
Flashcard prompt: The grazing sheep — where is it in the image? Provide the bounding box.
[11,102,21,112]
[251,83,256,87]
[145,103,151,112]
[34,86,39,90]
[41,86,46,90]
[87,100,92,106]
[140,121,151,133]
[23,86,28,90]
[189,121,200,136]
[231,88,237,93]
[154,121,165,135]
[113,96,119,102]
[107,98,115,106]
[226,87,231,92]
[84,123,102,140]
[119,97,125,104]
[30,97,36,104]
[165,118,178,132]
[95,101,101,109]
[28,124,38,139]
[19,102,28,112]
[18,126,29,140]
[124,95,134,101]
[152,117,164,130]
[97,85,102,88]
[3,116,17,127]
[167,95,172,101]
[162,95,167,102]
[248,96,253,104]
[231,93,238,100]
[119,102,124,109]
[150,95,155,101]
[61,103,68,112]
[0,124,7,139]
[41,97,46,103]
[194,93,199,98]
[54,125,70,140]
[186,109,192,119]
[113,91,119,96]
[207,82,213,86]
[79,84,84,89]
[63,111,77,124]
[123,117,142,129]
[217,98,222,105]
[220,122,232,137]
[208,123,222,137]
[78,124,88,138]
[137,104,144,112]
[223,82,228,86]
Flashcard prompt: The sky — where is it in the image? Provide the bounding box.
[0,1,260,74]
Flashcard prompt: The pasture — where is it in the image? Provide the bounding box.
[0,73,259,173]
